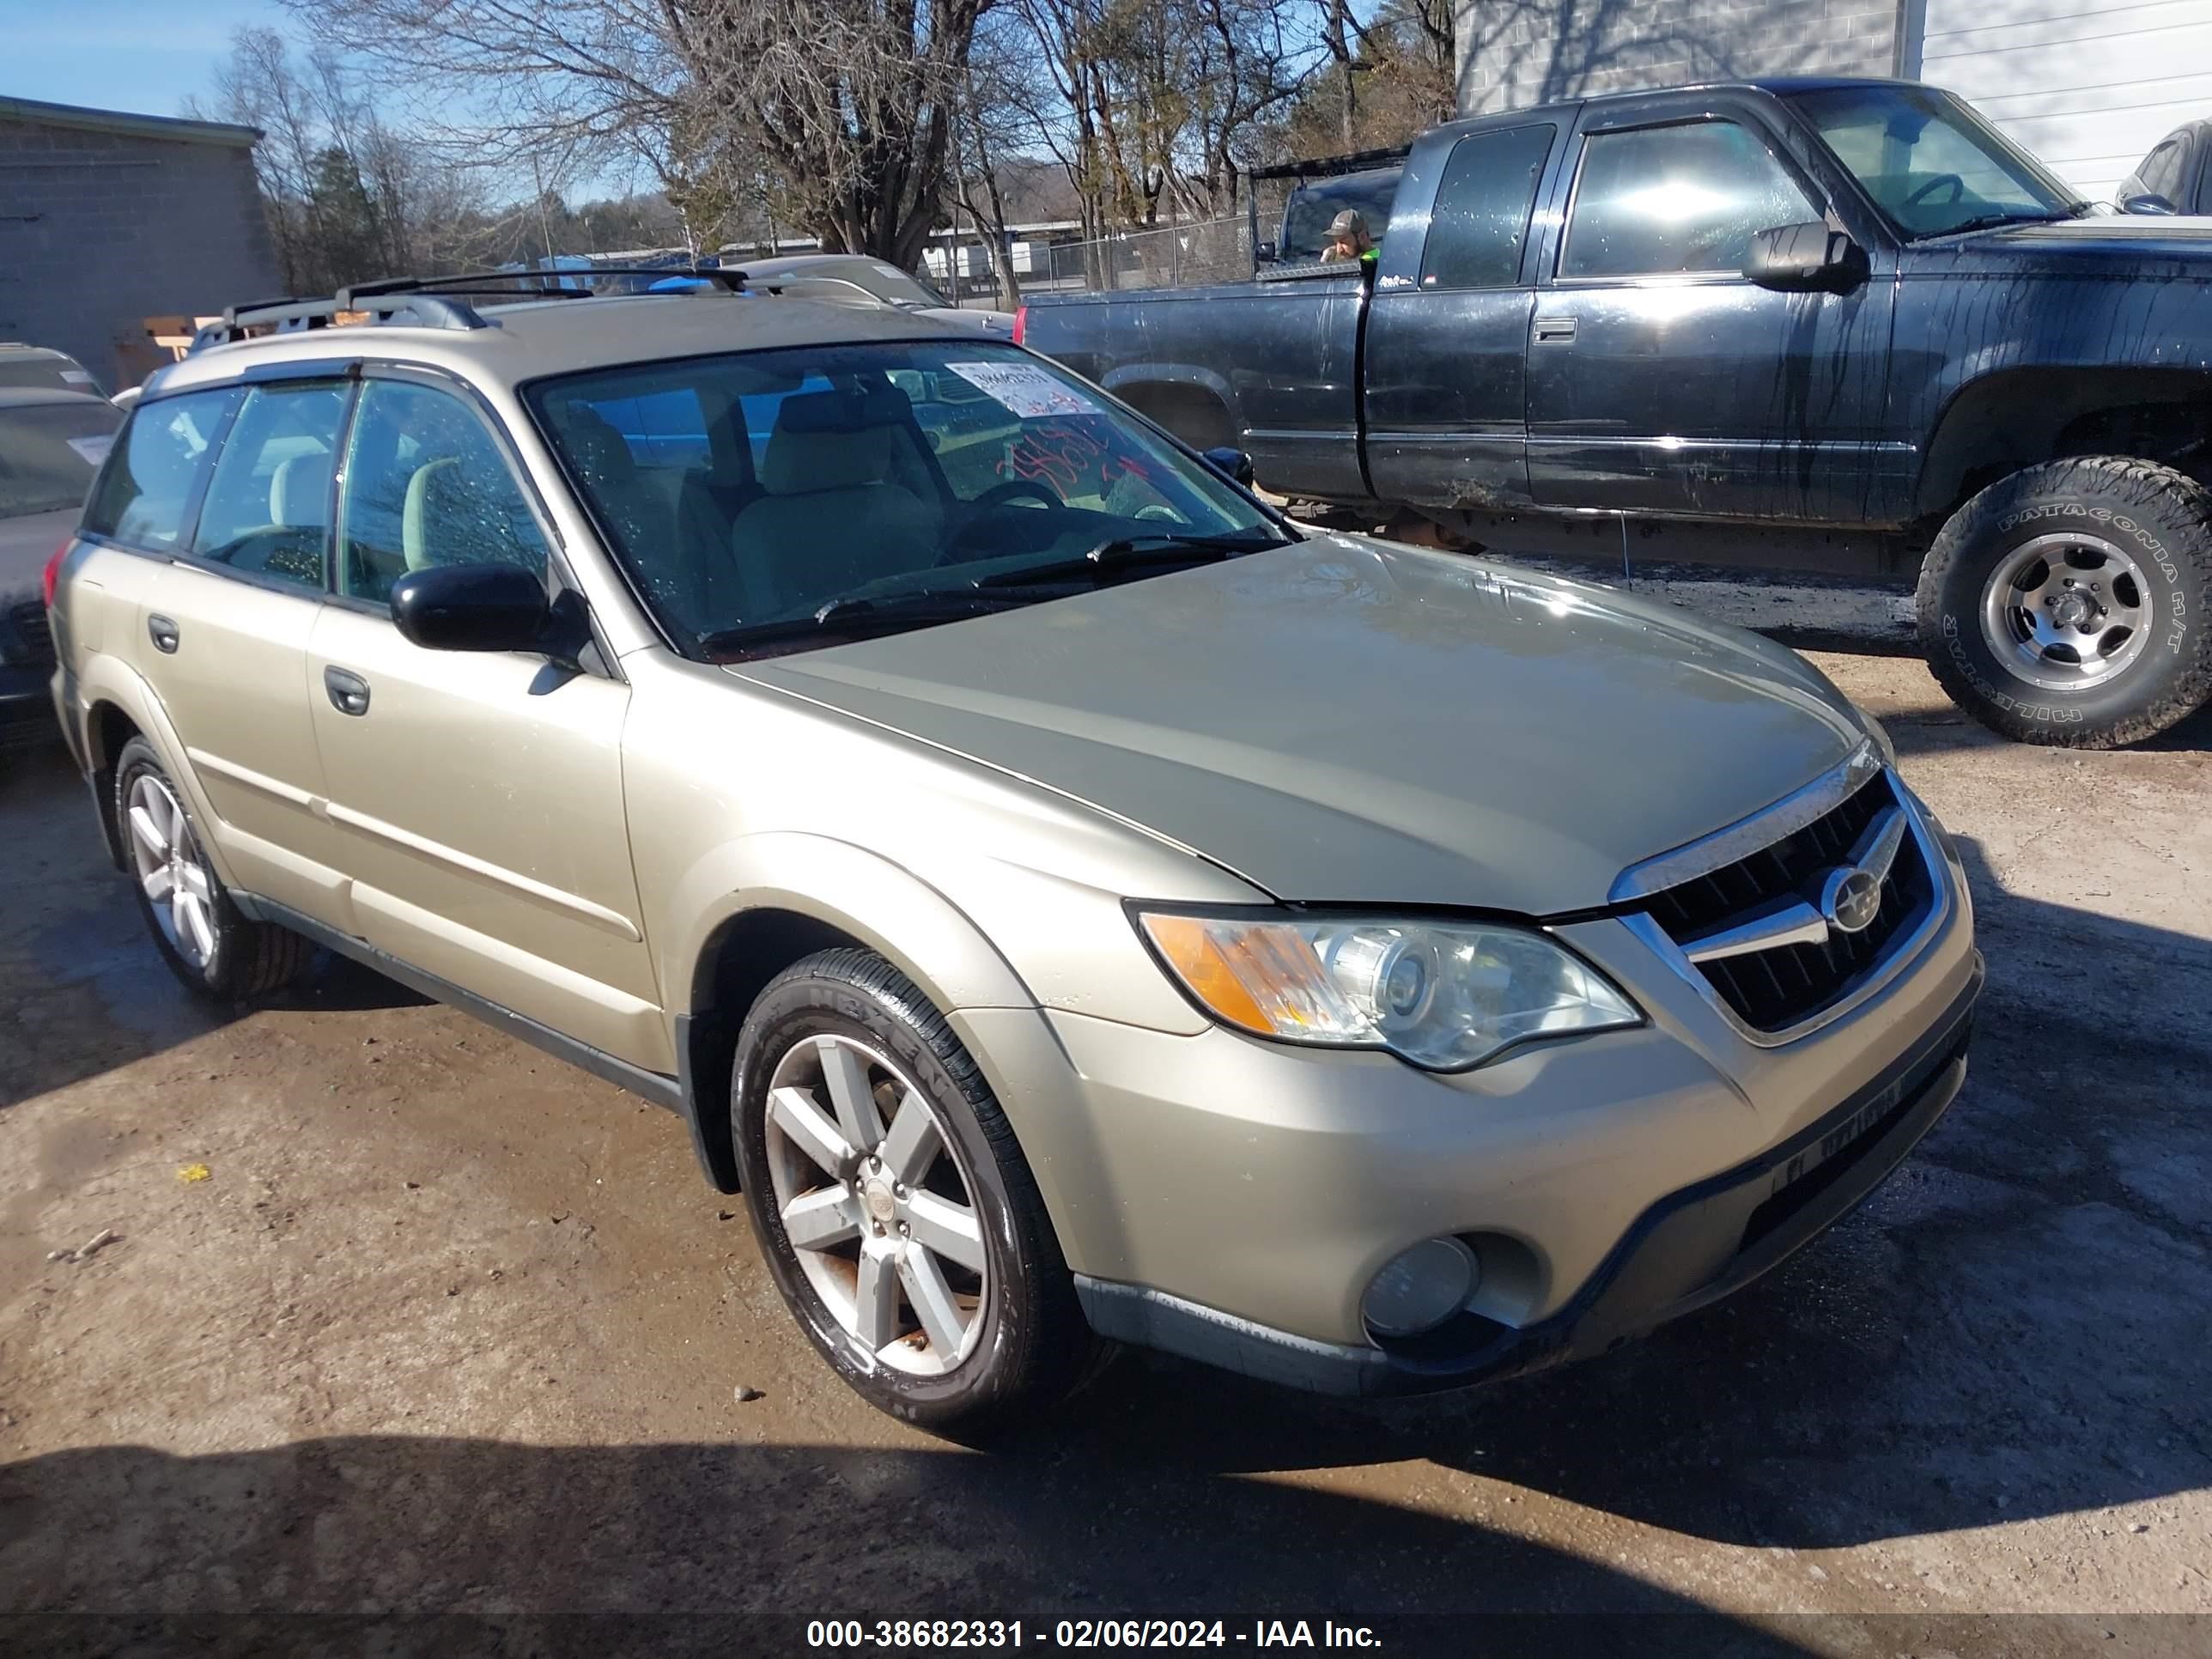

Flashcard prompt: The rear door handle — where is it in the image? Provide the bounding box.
[324,665,371,717]
[147,614,179,653]
[1534,315,1577,343]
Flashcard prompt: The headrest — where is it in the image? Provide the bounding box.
[771,386,911,437]
[269,450,333,528]
[760,424,897,495]
[559,404,640,489]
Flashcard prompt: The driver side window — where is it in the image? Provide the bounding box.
[337,380,549,605]
[1563,120,1815,279]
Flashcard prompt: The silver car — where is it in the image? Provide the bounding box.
[3,386,120,745]
[45,276,1980,1436]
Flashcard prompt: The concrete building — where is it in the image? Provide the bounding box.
[1455,0,2212,198]
[0,95,279,392]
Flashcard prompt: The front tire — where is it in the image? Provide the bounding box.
[113,736,313,1000]
[731,947,1092,1438]
[1917,457,2212,747]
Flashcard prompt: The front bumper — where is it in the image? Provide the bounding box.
[951,775,1982,1396]
[1070,956,1980,1396]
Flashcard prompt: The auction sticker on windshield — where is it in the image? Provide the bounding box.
[945,362,1097,420]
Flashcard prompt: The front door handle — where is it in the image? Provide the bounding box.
[1534,314,1577,343]
[147,614,179,653]
[324,665,371,717]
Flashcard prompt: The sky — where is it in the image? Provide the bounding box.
[1,1,286,122]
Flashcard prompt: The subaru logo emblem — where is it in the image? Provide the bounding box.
[1820,866,1884,935]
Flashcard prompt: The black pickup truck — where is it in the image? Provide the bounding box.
[1018,76,2212,748]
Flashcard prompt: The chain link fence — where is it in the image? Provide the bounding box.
[1030,182,1296,295]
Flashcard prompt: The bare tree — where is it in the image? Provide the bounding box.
[188,27,500,289]
[1006,0,1310,252]
[287,0,994,266]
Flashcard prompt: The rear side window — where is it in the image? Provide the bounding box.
[337,380,550,605]
[1420,124,1555,290]
[191,382,349,591]
[1280,168,1402,261]
[1563,120,1815,278]
[2127,137,2185,206]
[82,389,240,552]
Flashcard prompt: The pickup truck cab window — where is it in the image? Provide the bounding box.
[1790,83,2075,238]
[190,381,349,592]
[1419,124,1555,290]
[82,388,239,554]
[1562,119,1815,279]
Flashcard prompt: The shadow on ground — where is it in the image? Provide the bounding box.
[0,1433,2025,1656]
[0,744,427,1109]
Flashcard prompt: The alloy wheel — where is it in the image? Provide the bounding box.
[125,773,217,970]
[763,1033,989,1376]
[1979,531,2154,691]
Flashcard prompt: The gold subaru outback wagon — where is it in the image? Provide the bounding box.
[41,272,1981,1436]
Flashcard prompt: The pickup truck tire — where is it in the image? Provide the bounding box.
[732,947,1094,1440]
[1917,458,2212,747]
[113,735,314,1000]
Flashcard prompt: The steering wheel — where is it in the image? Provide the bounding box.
[936,481,1067,566]
[1906,173,1966,209]
[969,479,1061,511]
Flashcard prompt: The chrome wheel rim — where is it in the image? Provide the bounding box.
[1978,531,2153,692]
[763,1034,988,1376]
[125,773,216,971]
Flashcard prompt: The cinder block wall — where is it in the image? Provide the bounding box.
[0,119,279,391]
[1457,0,1904,116]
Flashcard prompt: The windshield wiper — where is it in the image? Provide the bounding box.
[697,587,1038,654]
[972,531,1291,589]
[1914,210,2069,240]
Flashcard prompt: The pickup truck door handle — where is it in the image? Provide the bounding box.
[147,614,179,653]
[323,665,371,717]
[1534,314,1577,343]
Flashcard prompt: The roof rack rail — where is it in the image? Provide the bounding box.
[194,291,487,350]
[190,264,755,352]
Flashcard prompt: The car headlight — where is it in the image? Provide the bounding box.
[1135,911,1641,1071]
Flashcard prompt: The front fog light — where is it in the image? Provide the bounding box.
[1362,1237,1479,1338]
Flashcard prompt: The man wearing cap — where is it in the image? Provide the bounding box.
[1321,209,1375,264]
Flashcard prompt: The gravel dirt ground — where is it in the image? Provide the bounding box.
[1,562,2209,1658]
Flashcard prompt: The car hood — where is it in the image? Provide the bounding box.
[735,536,1865,914]
[0,506,76,608]
[1935,214,2212,275]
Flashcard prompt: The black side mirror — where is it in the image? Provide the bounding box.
[1202,446,1256,488]
[2118,191,2178,215]
[392,563,553,653]
[1255,240,1277,264]
[1744,222,1869,294]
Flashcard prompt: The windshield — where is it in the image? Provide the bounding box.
[0,356,100,396]
[1790,85,2077,238]
[527,341,1285,657]
[0,399,121,518]
[1280,168,1401,261]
